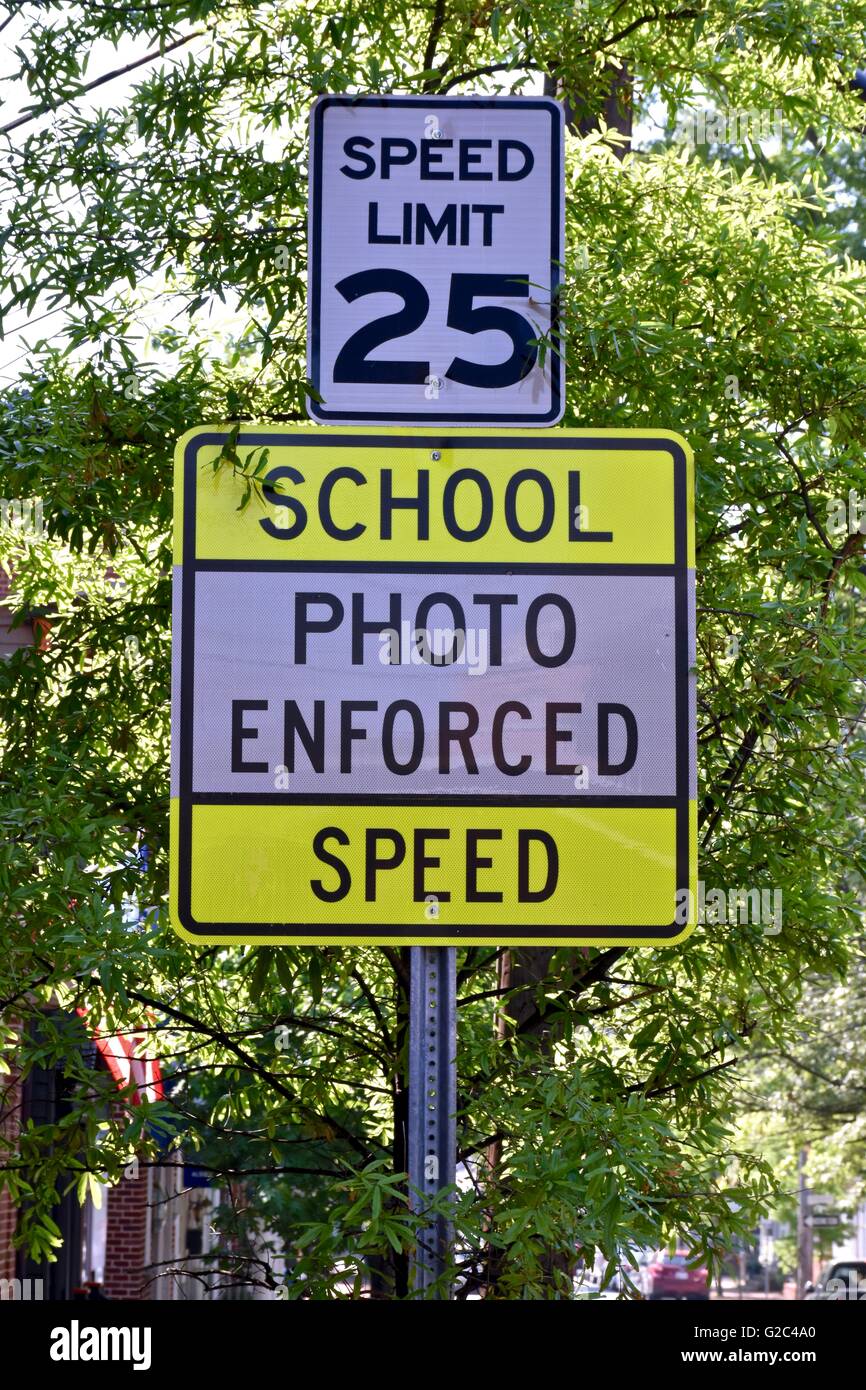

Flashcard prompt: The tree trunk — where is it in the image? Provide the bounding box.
[544,65,633,155]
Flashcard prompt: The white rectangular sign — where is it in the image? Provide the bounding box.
[307,95,564,426]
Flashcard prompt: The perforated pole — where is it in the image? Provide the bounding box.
[408,945,456,1297]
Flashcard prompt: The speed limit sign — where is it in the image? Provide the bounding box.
[307,94,564,426]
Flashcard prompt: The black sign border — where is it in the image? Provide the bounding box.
[307,95,564,425]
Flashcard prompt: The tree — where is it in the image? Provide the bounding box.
[738,930,866,1203]
[1,0,866,1298]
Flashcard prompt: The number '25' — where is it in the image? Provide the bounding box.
[332,269,540,390]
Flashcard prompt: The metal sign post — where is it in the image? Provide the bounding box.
[408,945,456,1296]
[170,423,695,1301]
[170,93,697,1304]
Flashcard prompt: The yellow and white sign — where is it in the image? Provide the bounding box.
[170,426,696,946]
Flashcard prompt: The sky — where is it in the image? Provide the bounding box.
[0,4,223,382]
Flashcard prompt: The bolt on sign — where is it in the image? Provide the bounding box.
[170,426,696,947]
[306,95,564,426]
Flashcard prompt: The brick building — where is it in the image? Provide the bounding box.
[0,570,31,1291]
[0,1011,223,1301]
[0,572,220,1301]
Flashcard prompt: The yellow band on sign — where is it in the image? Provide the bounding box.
[181,428,685,568]
[170,425,696,947]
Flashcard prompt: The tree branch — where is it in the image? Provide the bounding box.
[0,29,206,138]
[422,0,446,77]
[438,62,517,95]
[120,984,380,1161]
